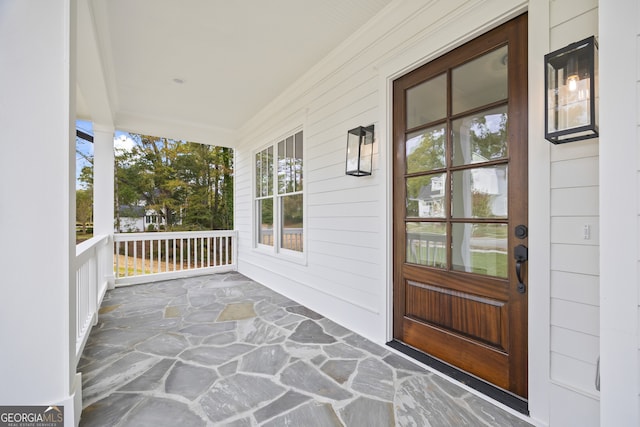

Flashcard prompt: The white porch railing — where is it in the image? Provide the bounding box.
[75,234,111,366]
[113,230,238,286]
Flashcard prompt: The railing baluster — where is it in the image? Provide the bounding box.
[193,238,197,269]
[131,239,135,276]
[165,238,169,272]
[207,237,211,267]
[200,237,205,268]
[142,239,146,275]
[124,240,129,277]
[115,241,120,278]
[180,238,184,271]
[173,238,176,271]
[225,236,229,265]
[213,236,217,267]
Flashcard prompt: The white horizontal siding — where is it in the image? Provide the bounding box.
[550,6,599,47]
[548,0,600,413]
[551,271,599,306]
[550,138,599,162]
[550,156,599,188]
[551,217,599,246]
[309,185,380,206]
[550,244,599,276]
[551,326,599,365]
[550,187,599,216]
[307,200,380,218]
[549,383,600,427]
[549,0,598,28]
[551,352,599,396]
[551,298,600,337]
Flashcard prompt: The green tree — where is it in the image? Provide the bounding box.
[113,134,234,232]
[114,147,145,232]
[129,135,187,230]
[76,189,93,233]
[176,143,233,230]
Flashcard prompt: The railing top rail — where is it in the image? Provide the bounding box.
[76,234,110,258]
[113,230,237,241]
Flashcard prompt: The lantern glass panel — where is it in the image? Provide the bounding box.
[346,126,374,176]
[545,36,598,143]
[346,130,362,174]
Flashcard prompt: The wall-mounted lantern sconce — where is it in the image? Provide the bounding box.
[545,36,598,144]
[346,125,374,176]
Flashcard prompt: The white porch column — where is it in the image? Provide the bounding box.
[599,0,640,426]
[0,0,80,426]
[93,126,115,287]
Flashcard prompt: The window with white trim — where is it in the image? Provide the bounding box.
[255,130,303,253]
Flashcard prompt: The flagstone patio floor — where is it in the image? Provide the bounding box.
[78,272,532,426]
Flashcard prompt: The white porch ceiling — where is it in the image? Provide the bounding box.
[78,0,392,145]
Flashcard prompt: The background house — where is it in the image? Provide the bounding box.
[1,1,638,426]
[117,204,145,232]
[116,204,177,232]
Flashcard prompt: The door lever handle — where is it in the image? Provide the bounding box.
[514,244,528,294]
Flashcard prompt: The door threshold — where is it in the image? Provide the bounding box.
[387,340,529,415]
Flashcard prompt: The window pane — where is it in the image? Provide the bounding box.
[256,147,273,197]
[451,166,507,219]
[452,223,507,278]
[406,73,446,129]
[406,173,446,218]
[452,46,508,115]
[258,199,273,246]
[295,131,303,191]
[278,140,286,193]
[281,194,303,252]
[286,136,293,158]
[406,125,446,174]
[406,222,446,267]
[278,134,303,195]
[452,106,508,166]
[267,146,273,196]
[255,152,262,197]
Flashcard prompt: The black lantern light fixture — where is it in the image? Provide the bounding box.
[544,36,598,144]
[345,125,374,176]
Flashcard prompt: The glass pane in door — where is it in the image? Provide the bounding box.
[452,105,508,166]
[406,125,447,173]
[406,73,446,129]
[406,222,446,267]
[452,46,508,115]
[406,173,447,218]
[451,166,508,218]
[451,223,508,278]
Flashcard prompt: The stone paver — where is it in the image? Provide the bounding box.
[79,272,532,426]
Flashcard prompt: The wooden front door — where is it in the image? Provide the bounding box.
[393,14,528,398]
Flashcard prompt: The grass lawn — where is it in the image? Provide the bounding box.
[76,232,93,244]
